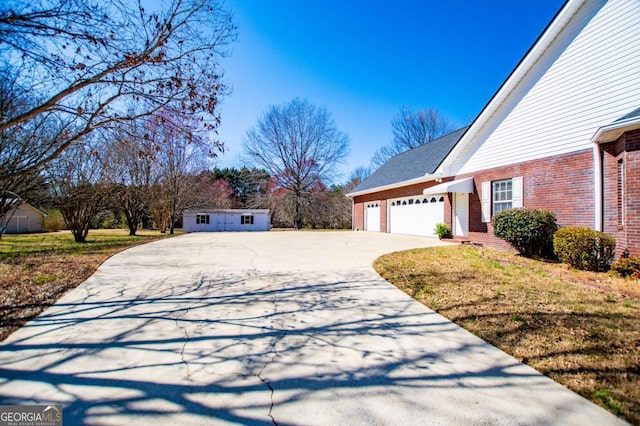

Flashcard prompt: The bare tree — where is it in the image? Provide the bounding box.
[47,139,108,242]
[0,0,236,184]
[346,166,371,191]
[0,76,50,235]
[187,172,235,209]
[103,123,156,236]
[147,109,217,234]
[243,98,350,229]
[370,106,454,168]
[304,185,351,229]
[149,182,171,233]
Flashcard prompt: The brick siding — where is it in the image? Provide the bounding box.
[602,129,640,257]
[352,140,640,257]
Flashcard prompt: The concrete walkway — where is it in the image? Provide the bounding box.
[0,232,625,425]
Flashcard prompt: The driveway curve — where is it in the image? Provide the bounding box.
[0,231,624,425]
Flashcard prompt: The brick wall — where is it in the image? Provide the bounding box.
[351,135,640,257]
[601,129,640,257]
[453,149,595,249]
[353,201,364,231]
[353,150,596,251]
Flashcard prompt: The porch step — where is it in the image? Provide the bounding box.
[451,237,483,248]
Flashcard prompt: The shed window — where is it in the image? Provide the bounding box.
[196,214,210,225]
[241,214,254,225]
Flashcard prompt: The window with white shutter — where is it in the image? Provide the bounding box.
[482,177,523,222]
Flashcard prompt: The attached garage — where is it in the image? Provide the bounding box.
[388,195,445,237]
[364,202,380,232]
[347,127,468,237]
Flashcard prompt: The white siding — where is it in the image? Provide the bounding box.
[449,0,640,175]
[2,203,45,234]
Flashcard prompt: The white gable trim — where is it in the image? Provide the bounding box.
[422,177,474,195]
[437,0,592,176]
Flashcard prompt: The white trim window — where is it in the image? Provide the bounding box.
[241,214,254,225]
[492,179,513,215]
[196,214,210,225]
[481,176,523,222]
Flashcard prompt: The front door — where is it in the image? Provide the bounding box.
[453,192,469,237]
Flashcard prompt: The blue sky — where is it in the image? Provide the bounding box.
[215,0,566,182]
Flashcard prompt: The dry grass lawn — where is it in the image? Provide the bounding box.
[0,229,179,341]
[374,245,640,425]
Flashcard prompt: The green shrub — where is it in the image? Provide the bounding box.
[42,209,64,232]
[610,257,640,279]
[492,208,558,258]
[554,227,616,272]
[434,223,452,239]
[98,212,127,229]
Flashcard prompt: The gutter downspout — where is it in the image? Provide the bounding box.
[593,142,603,231]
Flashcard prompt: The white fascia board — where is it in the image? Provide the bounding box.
[436,0,586,176]
[346,174,442,198]
[591,117,640,144]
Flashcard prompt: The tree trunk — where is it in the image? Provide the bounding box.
[71,229,87,243]
[294,190,302,229]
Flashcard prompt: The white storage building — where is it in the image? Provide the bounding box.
[183,209,270,232]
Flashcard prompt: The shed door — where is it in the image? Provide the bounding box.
[389,195,444,237]
[7,216,28,233]
[364,203,380,232]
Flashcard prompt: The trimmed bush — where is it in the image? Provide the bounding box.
[492,208,558,258]
[554,227,616,272]
[610,257,640,279]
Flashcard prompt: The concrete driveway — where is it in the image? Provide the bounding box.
[0,231,624,425]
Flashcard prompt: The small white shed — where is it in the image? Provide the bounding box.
[183,209,270,232]
[1,202,47,234]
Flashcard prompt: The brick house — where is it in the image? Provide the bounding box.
[348,0,640,256]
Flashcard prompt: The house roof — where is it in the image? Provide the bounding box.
[592,105,640,143]
[348,127,468,197]
[10,201,47,217]
[614,106,640,123]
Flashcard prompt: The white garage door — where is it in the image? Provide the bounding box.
[364,202,380,232]
[389,195,445,237]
